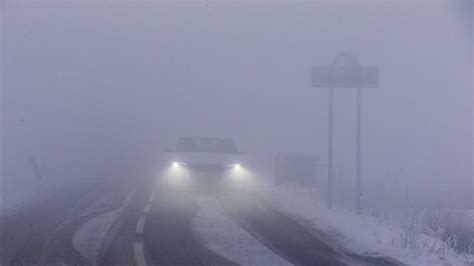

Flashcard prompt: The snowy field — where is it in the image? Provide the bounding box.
[263,185,474,266]
[0,180,65,215]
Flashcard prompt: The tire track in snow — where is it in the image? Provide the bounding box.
[72,188,136,264]
[192,194,292,266]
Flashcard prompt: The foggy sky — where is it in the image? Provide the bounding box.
[1,1,472,190]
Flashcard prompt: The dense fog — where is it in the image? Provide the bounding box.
[2,1,472,200]
[1,1,473,265]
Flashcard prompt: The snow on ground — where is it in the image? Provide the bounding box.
[262,185,472,266]
[72,188,136,264]
[464,210,474,264]
[0,181,61,216]
[192,194,291,266]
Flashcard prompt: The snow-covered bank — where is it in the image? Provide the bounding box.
[263,185,473,266]
[192,194,291,266]
[72,188,136,264]
[1,181,66,216]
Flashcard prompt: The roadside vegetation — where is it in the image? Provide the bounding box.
[265,180,474,265]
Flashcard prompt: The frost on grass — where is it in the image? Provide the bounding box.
[403,208,474,254]
[263,184,474,266]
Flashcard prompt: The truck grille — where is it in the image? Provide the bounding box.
[188,164,225,180]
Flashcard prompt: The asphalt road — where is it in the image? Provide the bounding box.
[143,188,400,266]
[220,192,400,266]
[144,189,238,266]
[0,180,132,265]
[220,192,344,265]
[0,178,401,266]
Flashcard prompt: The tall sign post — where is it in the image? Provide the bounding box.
[327,86,334,209]
[312,53,379,214]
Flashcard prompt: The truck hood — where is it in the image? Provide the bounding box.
[168,152,244,167]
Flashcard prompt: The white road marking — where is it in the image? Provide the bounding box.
[143,203,151,213]
[133,190,154,266]
[133,241,148,266]
[135,216,146,236]
[148,192,155,203]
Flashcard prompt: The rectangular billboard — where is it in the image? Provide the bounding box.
[312,66,379,88]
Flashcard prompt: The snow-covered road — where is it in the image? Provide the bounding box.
[73,188,136,264]
[192,194,292,266]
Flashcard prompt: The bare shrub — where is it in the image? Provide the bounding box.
[421,207,474,254]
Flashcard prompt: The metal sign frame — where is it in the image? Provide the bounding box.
[311,53,379,214]
[312,65,379,88]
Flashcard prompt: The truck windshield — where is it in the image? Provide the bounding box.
[176,137,237,153]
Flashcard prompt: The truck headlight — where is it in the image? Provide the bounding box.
[226,163,241,170]
[172,161,187,167]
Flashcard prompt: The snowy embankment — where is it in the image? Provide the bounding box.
[263,185,473,266]
[192,194,291,266]
[1,181,64,216]
[72,188,136,264]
